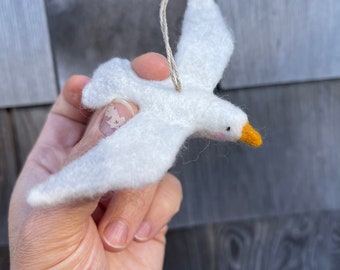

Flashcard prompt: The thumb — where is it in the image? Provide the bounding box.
[64,99,139,209]
[65,99,138,165]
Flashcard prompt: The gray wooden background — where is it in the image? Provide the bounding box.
[1,0,340,269]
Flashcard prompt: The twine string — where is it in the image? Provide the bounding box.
[160,0,182,92]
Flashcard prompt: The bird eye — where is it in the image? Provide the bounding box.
[226,126,231,131]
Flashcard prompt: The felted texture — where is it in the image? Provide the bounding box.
[27,0,252,207]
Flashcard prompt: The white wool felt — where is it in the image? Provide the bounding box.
[27,0,246,207]
[176,0,234,91]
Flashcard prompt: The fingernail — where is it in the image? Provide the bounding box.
[134,221,151,241]
[103,221,128,248]
[100,99,135,136]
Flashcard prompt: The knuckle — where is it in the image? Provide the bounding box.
[125,190,148,210]
[159,187,182,215]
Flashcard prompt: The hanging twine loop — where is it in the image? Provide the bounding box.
[160,0,182,92]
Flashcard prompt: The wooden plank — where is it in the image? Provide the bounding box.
[46,0,340,89]
[45,0,186,87]
[0,107,49,267]
[6,81,340,230]
[0,0,57,108]
[165,211,340,270]
[0,110,17,246]
[218,0,340,88]
[169,79,340,228]
[11,106,50,169]
[1,83,340,268]
[3,80,340,233]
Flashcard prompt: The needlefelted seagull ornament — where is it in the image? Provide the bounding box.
[27,0,262,207]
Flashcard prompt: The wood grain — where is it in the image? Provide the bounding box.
[0,110,17,246]
[165,211,340,270]
[46,0,340,90]
[3,81,340,231]
[170,79,340,228]
[45,0,186,87]
[0,107,49,247]
[11,106,50,169]
[0,0,57,108]
[1,80,340,257]
[0,107,51,267]
[218,0,340,89]
[0,85,339,268]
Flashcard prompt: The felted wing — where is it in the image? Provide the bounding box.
[175,0,234,92]
[27,112,193,207]
[82,58,161,109]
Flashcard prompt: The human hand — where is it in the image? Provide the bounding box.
[9,53,182,269]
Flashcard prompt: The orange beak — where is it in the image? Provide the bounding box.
[239,122,262,147]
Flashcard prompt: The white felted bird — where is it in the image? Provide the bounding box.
[27,0,262,207]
